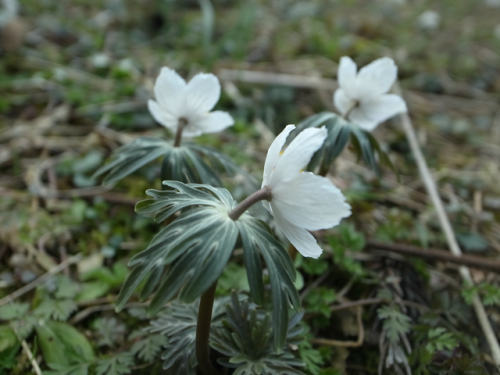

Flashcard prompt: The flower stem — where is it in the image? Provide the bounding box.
[342,101,358,120]
[174,118,187,147]
[228,186,272,221]
[196,281,221,375]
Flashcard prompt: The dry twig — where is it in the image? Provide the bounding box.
[366,239,500,273]
[394,83,500,368]
[0,253,82,307]
[311,306,364,347]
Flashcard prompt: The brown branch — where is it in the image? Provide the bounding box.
[367,239,500,273]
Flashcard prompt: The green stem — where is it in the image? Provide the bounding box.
[228,186,272,221]
[196,282,221,375]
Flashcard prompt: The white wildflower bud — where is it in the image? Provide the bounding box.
[148,67,234,138]
[261,125,351,258]
[417,10,440,30]
[334,56,407,131]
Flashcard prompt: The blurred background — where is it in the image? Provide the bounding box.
[1,0,500,374]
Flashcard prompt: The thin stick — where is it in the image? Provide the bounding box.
[366,239,500,273]
[311,306,364,347]
[11,324,42,375]
[218,69,337,90]
[0,253,82,307]
[394,83,500,368]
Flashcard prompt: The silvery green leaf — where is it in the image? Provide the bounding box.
[211,293,305,375]
[147,297,228,374]
[116,182,239,315]
[93,137,257,187]
[93,137,171,184]
[290,112,396,177]
[236,217,300,352]
[119,181,300,351]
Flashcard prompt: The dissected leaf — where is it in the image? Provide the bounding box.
[95,352,134,375]
[130,334,168,362]
[211,292,305,375]
[34,299,78,321]
[0,303,30,320]
[378,305,412,344]
[425,327,457,353]
[147,297,228,374]
[92,317,126,348]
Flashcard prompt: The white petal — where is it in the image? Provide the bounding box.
[333,89,356,116]
[261,200,272,214]
[192,111,234,134]
[271,127,327,185]
[354,57,397,100]
[338,56,357,98]
[349,94,407,131]
[148,100,178,132]
[185,73,221,114]
[272,207,323,258]
[181,124,203,138]
[272,172,351,231]
[262,125,295,187]
[154,67,187,116]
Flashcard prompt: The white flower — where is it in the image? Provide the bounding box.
[417,10,440,30]
[261,125,351,258]
[334,56,407,132]
[148,67,234,138]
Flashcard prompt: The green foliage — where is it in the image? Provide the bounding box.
[217,263,250,294]
[211,293,305,375]
[298,338,325,375]
[301,257,329,276]
[425,328,457,353]
[430,354,487,375]
[129,333,168,362]
[117,182,240,315]
[328,224,365,277]
[80,263,129,300]
[456,232,489,252]
[34,299,78,321]
[92,318,126,348]
[0,325,17,352]
[121,181,299,351]
[94,352,134,375]
[93,137,253,187]
[291,112,396,176]
[37,321,95,368]
[146,297,227,375]
[462,282,500,307]
[304,287,336,319]
[0,303,30,320]
[0,343,20,372]
[377,305,412,344]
